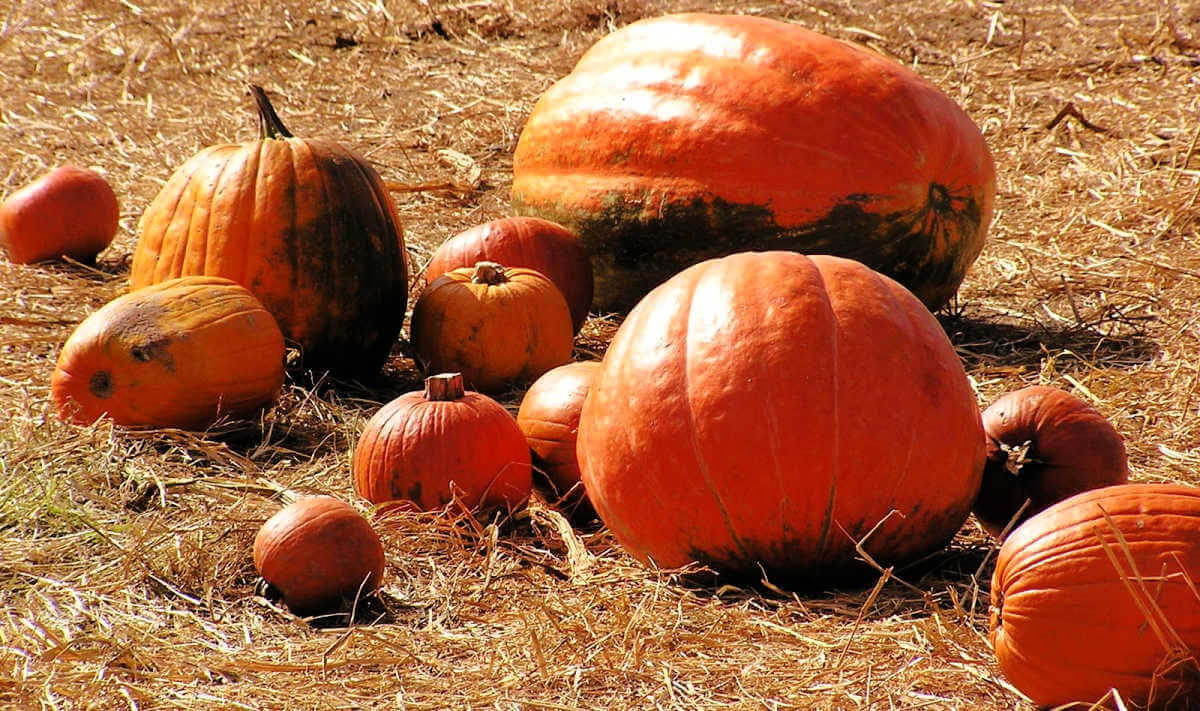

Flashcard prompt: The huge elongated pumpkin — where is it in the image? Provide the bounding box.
[974,385,1128,538]
[576,251,984,583]
[512,13,995,311]
[990,483,1200,708]
[51,276,284,429]
[130,85,408,376]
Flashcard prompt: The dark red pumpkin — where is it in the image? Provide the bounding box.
[990,483,1200,709]
[425,217,593,332]
[253,495,385,616]
[576,251,984,583]
[0,165,119,264]
[512,13,995,311]
[516,360,601,520]
[130,85,407,376]
[974,385,1129,538]
[352,373,532,514]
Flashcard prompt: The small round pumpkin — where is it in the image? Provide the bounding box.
[51,275,285,429]
[410,261,574,393]
[576,251,984,584]
[352,373,532,514]
[0,165,119,264]
[512,13,995,311]
[990,483,1200,709]
[253,495,385,616]
[130,85,407,376]
[424,217,593,332]
[516,360,601,520]
[974,385,1129,538]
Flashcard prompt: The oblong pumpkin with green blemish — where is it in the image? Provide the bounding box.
[511,13,996,311]
[51,275,285,429]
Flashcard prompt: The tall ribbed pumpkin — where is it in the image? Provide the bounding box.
[576,252,984,584]
[130,85,408,376]
[990,483,1200,709]
[512,13,995,311]
[51,275,284,429]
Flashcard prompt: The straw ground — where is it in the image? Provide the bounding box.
[1,0,1198,708]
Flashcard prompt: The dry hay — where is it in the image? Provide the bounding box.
[1,0,1199,708]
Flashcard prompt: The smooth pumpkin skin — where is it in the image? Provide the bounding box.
[130,87,408,376]
[0,165,119,264]
[990,483,1200,709]
[425,217,593,332]
[512,13,995,311]
[410,263,574,393]
[253,495,385,616]
[576,251,984,584]
[352,374,532,514]
[51,275,285,429]
[516,360,601,519]
[974,385,1129,538]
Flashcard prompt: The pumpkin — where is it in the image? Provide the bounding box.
[576,251,984,583]
[410,261,574,393]
[990,483,1200,709]
[424,217,593,332]
[129,85,408,376]
[974,385,1129,538]
[516,360,601,520]
[0,165,119,264]
[511,13,995,312]
[51,275,284,429]
[352,373,532,514]
[253,495,385,616]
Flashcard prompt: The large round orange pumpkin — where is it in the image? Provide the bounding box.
[576,251,984,583]
[253,495,385,616]
[0,165,119,265]
[424,217,593,332]
[974,385,1128,538]
[51,275,285,429]
[130,85,408,376]
[512,13,995,311]
[990,483,1200,709]
[352,373,532,514]
[410,261,574,393]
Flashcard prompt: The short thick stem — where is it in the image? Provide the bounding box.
[471,261,508,285]
[424,372,465,401]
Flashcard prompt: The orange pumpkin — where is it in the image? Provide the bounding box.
[990,483,1200,708]
[974,385,1129,538]
[516,360,601,520]
[352,373,532,514]
[512,13,995,311]
[410,261,574,393]
[51,276,284,429]
[576,252,984,583]
[424,217,593,332]
[0,165,119,264]
[253,495,385,616]
[130,85,408,376]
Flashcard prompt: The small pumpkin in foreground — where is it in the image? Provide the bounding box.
[410,261,574,393]
[51,276,284,429]
[990,483,1200,709]
[0,165,119,264]
[511,13,995,311]
[353,373,532,514]
[130,85,408,376]
[974,385,1129,538]
[577,251,984,584]
[424,216,593,332]
[253,495,385,616]
[516,360,601,520]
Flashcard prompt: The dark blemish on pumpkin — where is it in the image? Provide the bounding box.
[88,370,114,399]
[407,481,422,504]
[129,338,175,371]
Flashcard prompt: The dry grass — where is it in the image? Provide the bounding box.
[2,0,1199,708]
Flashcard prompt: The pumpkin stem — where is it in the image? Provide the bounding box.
[471,261,508,285]
[1000,439,1035,477]
[249,84,294,140]
[424,373,465,401]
